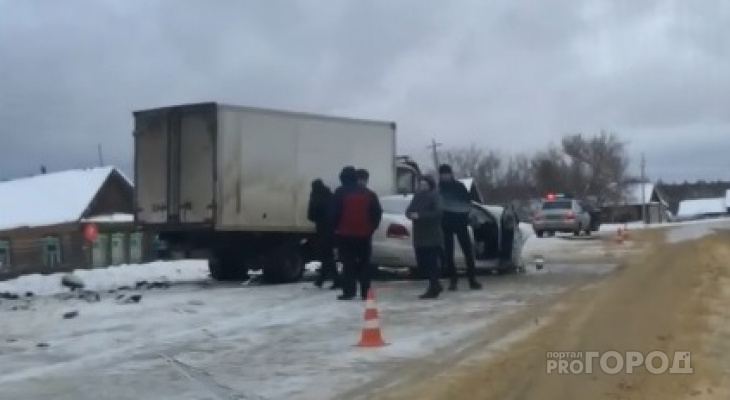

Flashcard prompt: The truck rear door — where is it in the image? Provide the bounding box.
[134,103,216,226]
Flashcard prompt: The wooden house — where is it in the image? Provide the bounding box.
[0,166,153,280]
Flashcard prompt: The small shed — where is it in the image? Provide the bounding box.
[0,167,153,279]
[602,182,670,223]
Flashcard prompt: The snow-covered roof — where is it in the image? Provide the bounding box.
[0,166,126,231]
[80,213,135,224]
[676,198,727,217]
[624,182,663,205]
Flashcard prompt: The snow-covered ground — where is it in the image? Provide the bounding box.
[0,260,209,297]
[519,217,730,265]
[2,217,727,399]
[0,259,609,399]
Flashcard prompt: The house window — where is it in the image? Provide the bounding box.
[40,236,62,268]
[129,232,143,264]
[91,234,109,268]
[110,233,127,265]
[0,239,10,270]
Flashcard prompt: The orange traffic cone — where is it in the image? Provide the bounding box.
[615,227,624,244]
[356,288,388,348]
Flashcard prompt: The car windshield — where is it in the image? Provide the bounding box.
[380,197,410,215]
[541,200,572,210]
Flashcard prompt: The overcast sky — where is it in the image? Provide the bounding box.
[1,0,728,183]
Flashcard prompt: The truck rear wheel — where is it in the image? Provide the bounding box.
[262,240,305,284]
[208,251,249,281]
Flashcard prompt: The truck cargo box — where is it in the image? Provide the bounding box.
[134,103,398,232]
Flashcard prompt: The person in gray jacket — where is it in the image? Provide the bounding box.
[406,175,444,299]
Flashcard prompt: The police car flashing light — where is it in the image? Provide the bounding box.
[544,193,570,200]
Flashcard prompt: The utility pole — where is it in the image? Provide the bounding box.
[427,138,442,172]
[640,153,646,224]
[97,144,105,167]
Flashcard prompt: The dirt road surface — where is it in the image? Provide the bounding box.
[367,223,730,400]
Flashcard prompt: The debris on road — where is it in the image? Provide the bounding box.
[62,310,79,319]
[116,294,143,304]
[79,290,101,303]
[61,274,85,291]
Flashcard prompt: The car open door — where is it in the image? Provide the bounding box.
[458,178,484,204]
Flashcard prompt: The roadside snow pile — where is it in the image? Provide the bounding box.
[0,260,209,297]
[600,217,730,233]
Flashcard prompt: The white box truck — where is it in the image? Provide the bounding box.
[133,102,420,282]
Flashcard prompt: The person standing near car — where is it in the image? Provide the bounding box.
[437,164,482,291]
[332,166,383,300]
[406,175,444,299]
[307,179,340,289]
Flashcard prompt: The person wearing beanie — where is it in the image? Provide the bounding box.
[307,179,340,289]
[437,164,482,291]
[356,169,370,187]
[331,166,383,300]
[406,175,444,299]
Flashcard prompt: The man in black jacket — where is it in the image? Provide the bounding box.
[332,166,383,300]
[307,179,340,289]
[438,164,482,291]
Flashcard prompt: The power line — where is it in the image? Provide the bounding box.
[98,144,105,167]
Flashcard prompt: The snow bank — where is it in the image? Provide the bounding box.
[0,260,209,296]
[600,217,730,232]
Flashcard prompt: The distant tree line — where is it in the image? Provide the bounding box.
[433,131,634,208]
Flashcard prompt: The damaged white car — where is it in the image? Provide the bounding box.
[370,179,527,275]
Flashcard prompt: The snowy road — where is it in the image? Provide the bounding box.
[0,261,613,400]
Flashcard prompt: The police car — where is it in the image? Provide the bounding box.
[532,193,598,237]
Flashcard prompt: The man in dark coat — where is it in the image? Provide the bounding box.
[406,175,444,299]
[307,179,340,289]
[437,164,482,291]
[332,166,383,300]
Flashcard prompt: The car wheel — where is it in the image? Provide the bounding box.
[536,230,544,238]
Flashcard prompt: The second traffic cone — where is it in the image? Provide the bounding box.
[356,288,387,348]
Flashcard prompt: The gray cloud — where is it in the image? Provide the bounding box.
[1,0,728,182]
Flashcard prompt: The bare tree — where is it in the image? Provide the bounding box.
[430,132,631,207]
[559,132,629,204]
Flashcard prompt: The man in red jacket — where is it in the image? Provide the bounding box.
[332,166,383,300]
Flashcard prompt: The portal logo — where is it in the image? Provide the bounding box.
[546,351,693,374]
